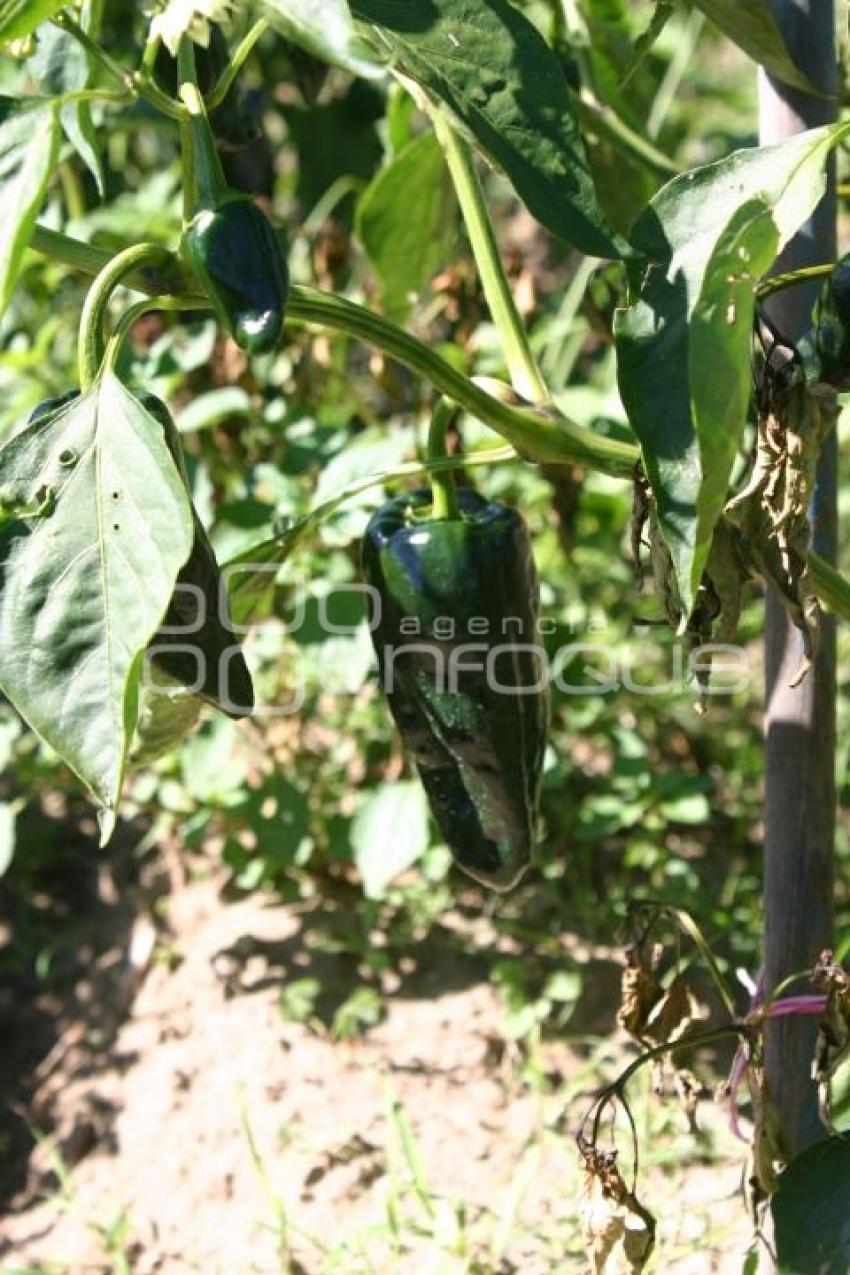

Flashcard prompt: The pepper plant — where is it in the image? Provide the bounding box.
[2,0,850,1267]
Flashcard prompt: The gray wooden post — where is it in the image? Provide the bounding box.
[759,0,837,1155]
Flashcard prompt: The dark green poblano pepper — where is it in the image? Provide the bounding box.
[362,487,548,891]
[178,42,288,354]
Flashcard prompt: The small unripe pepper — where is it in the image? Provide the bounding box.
[362,487,548,891]
[182,198,289,354]
[177,39,288,354]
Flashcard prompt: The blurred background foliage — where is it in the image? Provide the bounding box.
[1,0,850,1054]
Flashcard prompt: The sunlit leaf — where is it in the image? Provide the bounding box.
[0,377,193,812]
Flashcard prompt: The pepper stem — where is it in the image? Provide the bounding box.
[78,242,170,389]
[431,108,548,406]
[427,397,461,520]
[177,35,230,218]
[101,296,210,376]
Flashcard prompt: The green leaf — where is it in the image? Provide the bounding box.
[175,386,252,434]
[773,1137,850,1272]
[356,132,457,320]
[0,0,64,47]
[131,682,204,768]
[224,524,306,629]
[0,96,60,315]
[693,0,815,94]
[351,781,431,897]
[615,125,838,616]
[350,0,628,259]
[28,24,105,196]
[258,0,382,78]
[0,376,193,813]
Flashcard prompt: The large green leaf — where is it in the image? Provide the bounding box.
[258,0,382,77]
[615,126,838,616]
[773,1137,850,1273]
[356,131,457,319]
[0,377,193,814]
[350,0,628,259]
[693,0,814,94]
[0,96,60,315]
[0,0,64,46]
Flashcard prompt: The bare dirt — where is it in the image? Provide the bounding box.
[1,840,753,1274]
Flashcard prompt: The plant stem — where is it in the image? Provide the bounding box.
[177,36,230,214]
[290,286,635,473]
[78,244,172,389]
[60,88,133,106]
[647,8,705,140]
[27,224,850,629]
[572,93,679,177]
[431,109,549,404]
[102,296,211,374]
[53,13,133,89]
[53,13,186,121]
[756,262,834,299]
[427,398,461,519]
[206,19,268,109]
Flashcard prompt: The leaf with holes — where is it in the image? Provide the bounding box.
[615,125,839,617]
[0,376,193,815]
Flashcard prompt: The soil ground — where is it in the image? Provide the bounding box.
[1,836,754,1274]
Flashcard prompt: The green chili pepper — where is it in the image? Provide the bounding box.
[177,40,289,355]
[362,487,548,891]
[181,197,289,354]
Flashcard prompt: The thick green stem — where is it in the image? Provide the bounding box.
[27,223,850,628]
[427,398,461,519]
[431,109,548,404]
[78,243,171,389]
[206,19,268,109]
[289,286,635,473]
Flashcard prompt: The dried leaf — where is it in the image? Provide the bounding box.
[581,1148,656,1274]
